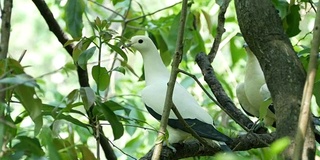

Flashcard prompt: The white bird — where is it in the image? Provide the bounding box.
[236,45,275,126]
[127,35,232,150]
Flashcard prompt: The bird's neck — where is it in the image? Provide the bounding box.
[246,51,265,82]
[141,50,170,85]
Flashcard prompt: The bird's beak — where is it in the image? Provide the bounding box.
[242,43,248,48]
[121,41,135,53]
[121,41,133,49]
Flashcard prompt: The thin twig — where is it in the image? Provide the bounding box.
[178,69,221,106]
[151,0,188,159]
[208,0,231,63]
[125,1,182,23]
[293,2,320,159]
[100,123,158,132]
[87,0,125,19]
[18,50,27,63]
[108,138,137,160]
[293,31,312,47]
[171,104,215,148]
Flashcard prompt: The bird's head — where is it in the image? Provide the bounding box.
[126,36,155,53]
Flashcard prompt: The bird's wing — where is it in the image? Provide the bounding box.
[236,83,259,117]
[142,81,231,143]
[258,83,276,125]
[141,81,213,122]
[144,103,232,143]
[259,83,271,101]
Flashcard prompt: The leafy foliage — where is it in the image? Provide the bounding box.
[0,0,319,159]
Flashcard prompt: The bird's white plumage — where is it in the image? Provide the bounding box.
[236,46,275,126]
[141,81,213,123]
[128,35,231,145]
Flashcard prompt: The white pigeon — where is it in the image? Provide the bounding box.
[236,45,275,126]
[127,35,232,150]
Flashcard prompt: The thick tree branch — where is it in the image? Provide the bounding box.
[152,0,189,159]
[235,0,313,159]
[141,132,275,160]
[0,0,12,103]
[31,0,116,159]
[0,0,12,59]
[0,0,12,157]
[294,2,320,159]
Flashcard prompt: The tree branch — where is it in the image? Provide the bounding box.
[0,0,12,103]
[0,0,12,59]
[293,2,320,159]
[141,132,275,160]
[152,0,189,159]
[208,0,231,63]
[195,52,268,133]
[31,0,116,159]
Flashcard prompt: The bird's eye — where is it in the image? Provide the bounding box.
[138,39,143,43]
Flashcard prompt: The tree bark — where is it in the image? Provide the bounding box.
[235,0,315,159]
[140,132,275,160]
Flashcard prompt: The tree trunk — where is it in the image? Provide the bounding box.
[234,0,315,159]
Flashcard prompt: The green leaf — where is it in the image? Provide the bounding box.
[40,127,62,160]
[189,30,206,58]
[78,46,96,70]
[272,0,289,19]
[94,17,102,30]
[74,125,92,143]
[14,85,43,135]
[112,66,125,75]
[64,0,85,38]
[80,87,95,110]
[96,102,124,140]
[52,138,77,160]
[259,99,272,120]
[285,5,301,37]
[92,65,110,91]
[107,43,128,62]
[63,37,81,47]
[230,38,245,65]
[201,10,213,34]
[42,103,81,115]
[0,58,25,76]
[0,74,39,88]
[112,0,125,5]
[216,0,225,6]
[77,145,97,160]
[101,31,113,42]
[65,89,80,106]
[4,114,17,141]
[13,136,45,157]
[73,37,95,63]
[56,114,89,129]
[313,81,320,107]
[270,137,290,155]
[104,100,126,111]
[213,152,247,160]
[167,13,180,53]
